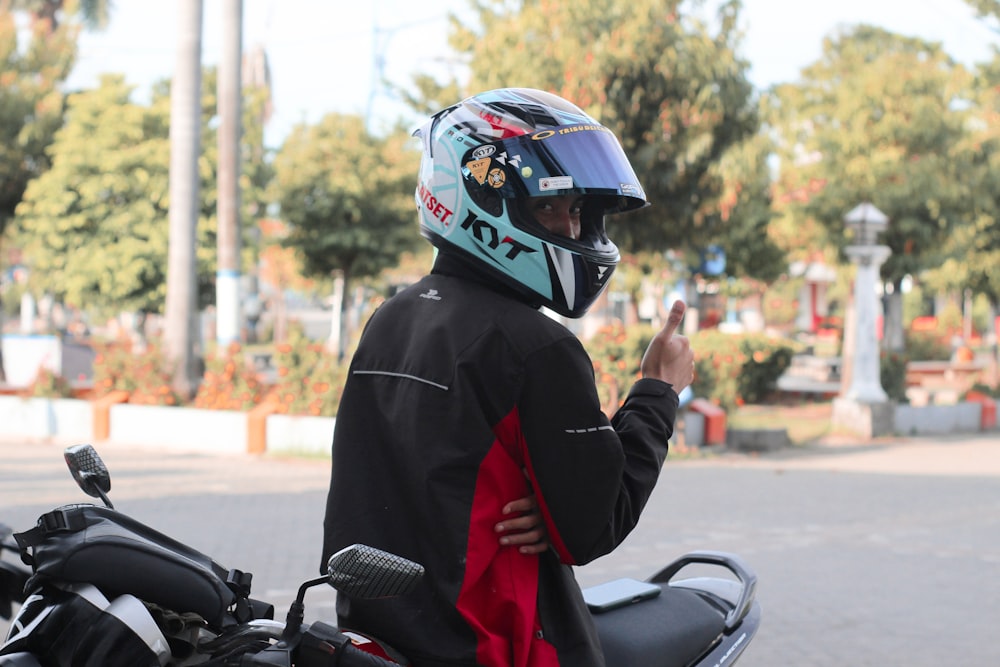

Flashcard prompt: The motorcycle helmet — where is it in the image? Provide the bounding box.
[413,88,648,318]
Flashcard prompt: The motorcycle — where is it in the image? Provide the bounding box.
[1,524,29,624]
[1,445,760,666]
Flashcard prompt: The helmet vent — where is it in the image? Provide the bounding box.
[492,102,559,129]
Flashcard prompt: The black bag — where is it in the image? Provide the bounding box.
[14,503,254,628]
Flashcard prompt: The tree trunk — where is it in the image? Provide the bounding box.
[216,0,242,345]
[164,0,203,399]
[327,270,352,362]
[884,282,905,352]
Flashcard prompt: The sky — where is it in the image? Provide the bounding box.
[65,0,998,148]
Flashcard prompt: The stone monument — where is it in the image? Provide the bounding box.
[832,203,895,438]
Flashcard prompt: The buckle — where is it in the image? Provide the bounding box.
[41,509,70,533]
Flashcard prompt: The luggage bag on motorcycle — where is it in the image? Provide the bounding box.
[13,503,251,628]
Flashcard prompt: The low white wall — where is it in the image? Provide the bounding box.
[4,398,994,453]
[894,401,982,436]
[266,414,334,456]
[0,396,92,440]
[108,404,247,454]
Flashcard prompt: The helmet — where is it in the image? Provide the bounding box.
[413,88,648,318]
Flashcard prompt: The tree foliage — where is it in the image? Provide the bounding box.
[8,0,112,29]
[444,0,777,279]
[925,51,1000,306]
[271,113,420,311]
[11,71,272,316]
[768,25,973,288]
[14,76,183,314]
[0,8,75,238]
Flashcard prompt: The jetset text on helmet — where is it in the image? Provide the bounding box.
[460,211,536,261]
[417,183,454,225]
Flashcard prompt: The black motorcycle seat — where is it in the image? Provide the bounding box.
[591,583,726,667]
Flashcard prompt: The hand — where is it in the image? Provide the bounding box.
[640,300,694,393]
[496,494,549,554]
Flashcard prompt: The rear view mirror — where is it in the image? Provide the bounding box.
[326,544,424,599]
[64,444,114,509]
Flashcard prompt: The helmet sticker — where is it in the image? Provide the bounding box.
[539,176,574,192]
[417,183,456,226]
[486,167,507,189]
[460,211,537,260]
[467,158,491,185]
[472,145,496,159]
[496,151,522,168]
[531,124,609,141]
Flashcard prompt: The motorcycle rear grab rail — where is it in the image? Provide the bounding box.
[648,550,757,630]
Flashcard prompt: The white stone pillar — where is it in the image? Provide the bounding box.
[842,245,891,402]
[833,243,894,439]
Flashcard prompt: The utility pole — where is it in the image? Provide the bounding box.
[217,0,243,345]
[164,0,203,398]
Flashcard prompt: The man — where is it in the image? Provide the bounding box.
[322,88,694,666]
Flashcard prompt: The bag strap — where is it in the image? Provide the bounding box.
[13,507,90,567]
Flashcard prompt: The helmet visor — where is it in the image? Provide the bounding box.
[463,125,647,212]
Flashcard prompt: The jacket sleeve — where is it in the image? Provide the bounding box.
[517,337,677,566]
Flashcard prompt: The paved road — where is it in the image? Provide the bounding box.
[2,433,999,666]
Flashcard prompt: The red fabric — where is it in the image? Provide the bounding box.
[454,409,560,666]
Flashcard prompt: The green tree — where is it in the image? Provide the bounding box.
[13,76,183,315]
[964,0,1000,26]
[925,53,1000,311]
[0,8,74,382]
[271,114,420,359]
[446,0,768,272]
[0,0,112,381]
[768,25,973,350]
[11,70,272,321]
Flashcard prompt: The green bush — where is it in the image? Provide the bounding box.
[905,330,951,361]
[880,351,909,403]
[690,330,801,410]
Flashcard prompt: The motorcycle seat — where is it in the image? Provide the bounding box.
[591,582,726,667]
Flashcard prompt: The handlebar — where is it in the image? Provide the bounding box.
[238,622,402,667]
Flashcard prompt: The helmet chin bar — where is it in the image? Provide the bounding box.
[543,244,617,318]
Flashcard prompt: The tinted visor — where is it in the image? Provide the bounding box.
[464,125,647,212]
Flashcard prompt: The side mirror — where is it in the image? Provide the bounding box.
[326,544,424,599]
[64,444,114,509]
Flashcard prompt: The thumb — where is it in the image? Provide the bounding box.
[661,300,686,338]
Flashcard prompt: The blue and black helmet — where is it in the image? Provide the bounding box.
[413,88,648,318]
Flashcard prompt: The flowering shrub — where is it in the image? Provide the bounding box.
[690,330,799,410]
[194,342,265,411]
[584,322,656,413]
[22,366,74,399]
[91,338,183,406]
[265,324,346,417]
[586,324,799,412]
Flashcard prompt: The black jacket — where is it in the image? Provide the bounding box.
[321,254,678,667]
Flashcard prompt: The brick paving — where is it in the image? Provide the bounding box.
[3,432,1000,665]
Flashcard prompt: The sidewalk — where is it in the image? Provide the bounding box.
[689,431,1000,477]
